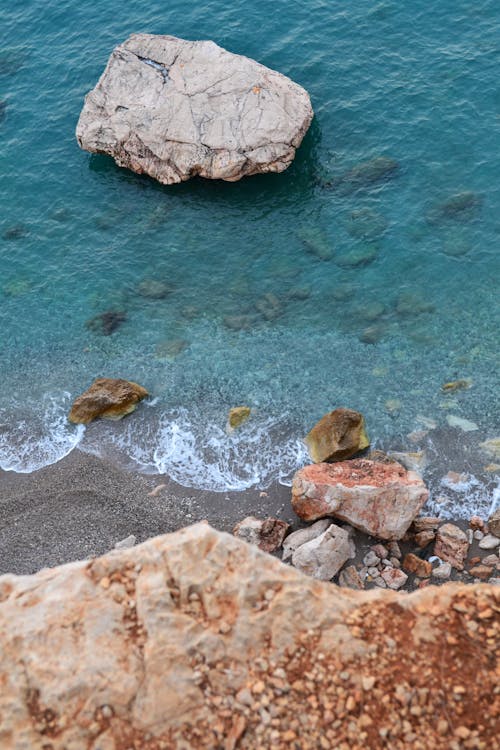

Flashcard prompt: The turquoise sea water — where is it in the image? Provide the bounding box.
[1,1,499,513]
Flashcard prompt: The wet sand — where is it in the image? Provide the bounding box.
[0,449,292,575]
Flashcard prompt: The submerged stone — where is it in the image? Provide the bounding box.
[395,291,435,316]
[255,293,282,321]
[427,191,482,224]
[359,323,386,344]
[298,227,334,260]
[2,224,27,240]
[76,34,313,184]
[86,310,126,335]
[68,377,149,424]
[336,244,378,268]
[305,407,369,463]
[137,279,172,299]
[155,339,189,358]
[327,156,399,194]
[345,208,388,240]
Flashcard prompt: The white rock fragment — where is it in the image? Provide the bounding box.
[478,534,500,550]
[432,562,452,580]
[446,415,479,432]
[281,518,331,561]
[114,535,136,550]
[76,34,314,184]
[291,523,355,581]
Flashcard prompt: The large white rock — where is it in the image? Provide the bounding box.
[76,34,314,184]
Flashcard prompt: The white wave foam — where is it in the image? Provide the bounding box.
[80,408,308,491]
[0,393,84,473]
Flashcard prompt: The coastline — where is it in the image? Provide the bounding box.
[1,438,497,583]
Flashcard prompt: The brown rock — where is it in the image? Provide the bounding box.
[233,516,289,553]
[228,406,251,430]
[68,378,149,424]
[469,565,492,580]
[0,524,498,748]
[291,459,429,540]
[402,553,432,578]
[304,408,370,463]
[412,516,441,533]
[469,515,485,531]
[488,507,500,537]
[338,565,364,590]
[434,523,469,571]
[414,530,436,548]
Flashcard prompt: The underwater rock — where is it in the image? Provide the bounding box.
[336,244,378,268]
[227,406,251,430]
[298,227,334,260]
[441,379,472,392]
[255,293,282,321]
[395,291,435,316]
[292,459,429,540]
[155,339,189,358]
[68,377,149,424]
[288,286,311,301]
[442,230,473,257]
[86,310,126,335]
[427,191,482,224]
[345,208,388,240]
[0,100,6,123]
[327,156,399,194]
[223,314,257,331]
[137,279,172,299]
[445,414,479,432]
[331,283,356,301]
[2,278,33,297]
[76,34,313,184]
[479,437,500,462]
[389,450,427,475]
[351,301,385,323]
[2,224,27,240]
[359,323,385,344]
[305,407,369,463]
[291,523,355,580]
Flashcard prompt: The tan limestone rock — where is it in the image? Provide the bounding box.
[0,524,498,748]
[292,459,429,540]
[68,377,149,424]
[434,523,469,570]
[291,523,355,580]
[228,406,251,430]
[76,34,313,184]
[305,407,370,463]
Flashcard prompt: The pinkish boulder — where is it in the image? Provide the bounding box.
[434,523,469,571]
[291,459,429,540]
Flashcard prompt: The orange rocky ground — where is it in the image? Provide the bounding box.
[0,524,498,750]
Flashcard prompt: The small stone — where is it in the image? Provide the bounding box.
[481,554,499,567]
[434,524,469,570]
[473,530,484,540]
[100,577,111,590]
[389,451,426,474]
[488,507,500,536]
[402,553,432,578]
[233,516,290,554]
[388,541,402,559]
[363,551,380,567]
[373,575,387,588]
[338,565,364,590]
[413,516,441,532]
[371,544,389,559]
[432,562,452,580]
[380,567,408,590]
[114,535,136,550]
[361,676,376,691]
[446,415,479,432]
[478,534,500,550]
[137,279,172,299]
[414,530,435,548]
[469,515,485,531]
[469,565,492,580]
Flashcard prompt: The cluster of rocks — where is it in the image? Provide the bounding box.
[233,408,500,592]
[1,524,498,749]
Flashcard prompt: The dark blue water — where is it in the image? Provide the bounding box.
[1,1,499,513]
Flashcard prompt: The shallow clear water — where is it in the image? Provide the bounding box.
[1,1,499,512]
